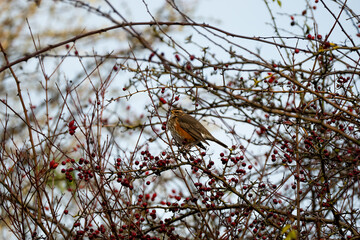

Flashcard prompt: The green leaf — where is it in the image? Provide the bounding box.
[185,35,192,43]
[285,230,297,240]
[281,224,291,234]
[277,0,282,7]
[282,225,297,240]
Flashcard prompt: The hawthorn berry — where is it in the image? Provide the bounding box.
[49,160,59,169]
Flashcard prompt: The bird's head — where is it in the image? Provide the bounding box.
[170,108,184,116]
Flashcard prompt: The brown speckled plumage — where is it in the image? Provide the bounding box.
[168,109,227,149]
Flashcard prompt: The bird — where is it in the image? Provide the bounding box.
[167,109,228,150]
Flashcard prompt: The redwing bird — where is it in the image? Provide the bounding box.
[168,109,227,149]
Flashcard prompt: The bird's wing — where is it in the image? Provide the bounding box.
[177,114,210,144]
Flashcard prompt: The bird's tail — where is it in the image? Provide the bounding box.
[211,138,228,149]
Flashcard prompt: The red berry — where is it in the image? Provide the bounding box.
[149,52,155,61]
[69,120,75,127]
[295,48,300,54]
[186,63,192,70]
[50,160,59,169]
[190,55,195,61]
[159,97,167,104]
